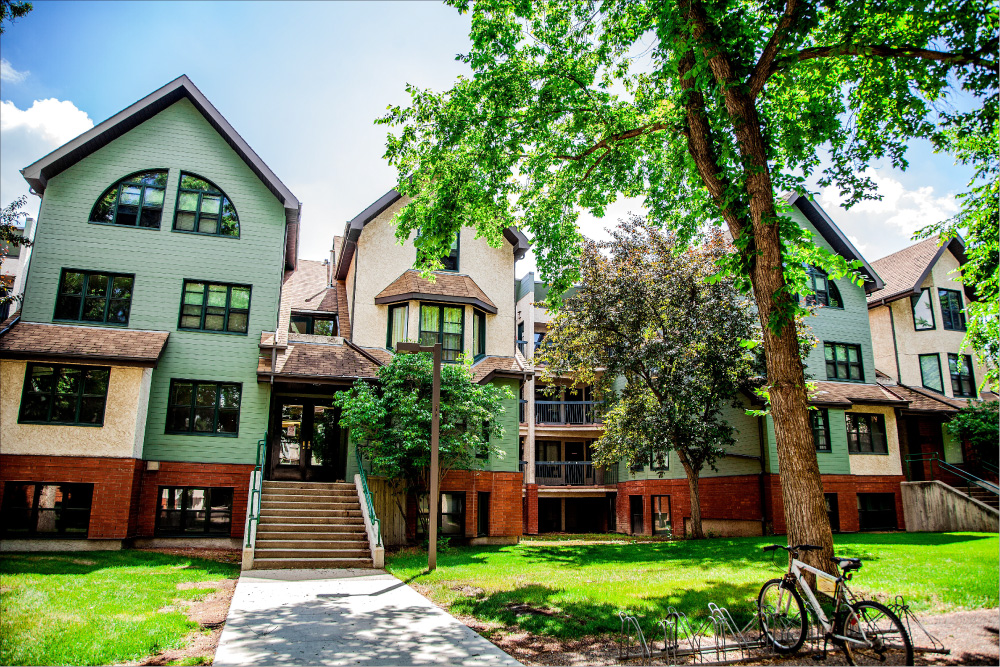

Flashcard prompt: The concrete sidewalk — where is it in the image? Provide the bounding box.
[214,568,521,666]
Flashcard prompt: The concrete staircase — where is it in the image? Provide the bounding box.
[253,481,373,569]
[967,485,1000,509]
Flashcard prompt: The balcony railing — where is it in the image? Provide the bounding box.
[535,400,602,425]
[520,460,619,486]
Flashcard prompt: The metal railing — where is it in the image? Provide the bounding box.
[520,460,619,486]
[244,436,267,549]
[355,448,383,548]
[535,400,602,424]
[906,454,999,496]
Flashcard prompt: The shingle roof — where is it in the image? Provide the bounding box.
[881,383,963,413]
[867,236,973,306]
[809,381,908,407]
[471,355,528,383]
[283,259,339,313]
[266,340,381,382]
[0,318,169,366]
[374,270,498,313]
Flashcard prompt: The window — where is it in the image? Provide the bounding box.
[19,364,110,426]
[805,266,843,308]
[179,281,250,334]
[173,173,239,237]
[417,492,466,536]
[156,487,233,535]
[652,495,671,535]
[857,493,897,531]
[289,314,337,336]
[166,380,242,436]
[441,233,460,271]
[911,288,935,330]
[472,309,486,360]
[948,354,976,397]
[54,270,134,325]
[939,289,966,331]
[824,493,840,533]
[811,408,831,452]
[90,170,167,228]
[386,304,408,350]
[824,342,863,381]
[0,482,93,538]
[419,304,463,362]
[846,413,888,454]
[919,354,944,393]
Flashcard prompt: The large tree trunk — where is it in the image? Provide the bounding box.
[677,450,705,539]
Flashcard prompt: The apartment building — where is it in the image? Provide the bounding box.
[0,215,34,321]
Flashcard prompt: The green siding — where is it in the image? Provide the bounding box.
[21,98,286,464]
[763,410,851,474]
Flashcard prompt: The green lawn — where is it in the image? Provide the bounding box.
[386,532,999,639]
[0,550,239,666]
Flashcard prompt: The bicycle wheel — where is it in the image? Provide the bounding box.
[757,578,808,654]
[840,600,914,666]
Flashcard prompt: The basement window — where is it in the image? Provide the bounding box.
[155,487,233,535]
[0,482,93,538]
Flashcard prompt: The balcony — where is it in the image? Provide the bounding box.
[520,461,619,486]
[519,400,602,425]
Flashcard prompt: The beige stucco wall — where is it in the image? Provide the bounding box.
[348,197,518,358]
[847,404,903,476]
[873,248,989,397]
[0,360,151,459]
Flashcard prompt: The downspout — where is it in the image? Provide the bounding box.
[350,240,358,343]
[886,303,902,383]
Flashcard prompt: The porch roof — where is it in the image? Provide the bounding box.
[0,317,168,367]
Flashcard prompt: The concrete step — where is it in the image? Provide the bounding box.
[260,500,360,511]
[260,508,362,518]
[256,521,365,533]
[263,482,356,491]
[260,490,358,501]
[255,548,370,559]
[255,530,366,540]
[252,557,373,570]
[256,539,367,550]
[258,515,364,526]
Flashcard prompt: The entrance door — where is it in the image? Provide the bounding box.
[271,400,344,481]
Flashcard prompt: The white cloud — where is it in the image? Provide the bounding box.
[0,58,28,83]
[0,98,94,213]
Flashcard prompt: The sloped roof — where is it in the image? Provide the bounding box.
[374,270,498,313]
[866,236,973,306]
[471,355,528,383]
[264,340,382,382]
[880,383,964,413]
[283,260,339,314]
[0,317,168,366]
[808,381,908,407]
[20,75,300,224]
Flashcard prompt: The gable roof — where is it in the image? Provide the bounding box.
[785,193,884,293]
[334,189,530,280]
[866,235,973,307]
[20,75,300,224]
[375,270,498,313]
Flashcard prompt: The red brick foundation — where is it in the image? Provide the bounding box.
[403,470,524,541]
[0,454,143,539]
[614,475,765,536]
[136,461,254,539]
[764,474,906,534]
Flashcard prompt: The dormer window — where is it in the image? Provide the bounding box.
[289,314,338,336]
[173,173,239,237]
[90,170,167,228]
[805,266,843,308]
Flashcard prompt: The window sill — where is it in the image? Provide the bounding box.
[0,532,90,539]
[177,327,249,336]
[18,420,104,427]
[848,452,890,456]
[89,220,161,231]
[154,531,232,538]
[164,431,240,438]
[53,319,129,328]
[823,378,867,384]
[815,449,833,454]
[170,228,240,240]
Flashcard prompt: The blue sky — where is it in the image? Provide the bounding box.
[0,1,974,272]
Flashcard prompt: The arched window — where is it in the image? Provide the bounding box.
[90,170,168,228]
[173,173,239,237]
[805,266,843,309]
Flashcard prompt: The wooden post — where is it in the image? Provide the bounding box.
[429,342,441,571]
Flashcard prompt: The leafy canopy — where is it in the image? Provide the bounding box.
[1,196,33,310]
[334,352,513,494]
[947,401,999,467]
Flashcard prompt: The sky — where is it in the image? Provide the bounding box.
[0,1,974,276]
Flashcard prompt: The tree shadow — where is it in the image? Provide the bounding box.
[0,549,239,578]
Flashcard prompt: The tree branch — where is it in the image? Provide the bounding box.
[552,122,671,162]
[775,40,998,72]
[748,0,803,98]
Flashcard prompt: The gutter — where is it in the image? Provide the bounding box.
[0,314,20,338]
[887,303,902,382]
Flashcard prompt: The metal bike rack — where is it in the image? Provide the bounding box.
[887,595,950,656]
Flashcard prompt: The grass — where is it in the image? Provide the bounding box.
[385,532,999,639]
[0,550,239,666]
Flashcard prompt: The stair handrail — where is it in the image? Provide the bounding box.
[906,454,999,495]
[355,448,383,548]
[244,436,267,549]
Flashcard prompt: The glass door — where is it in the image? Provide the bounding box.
[271,399,343,481]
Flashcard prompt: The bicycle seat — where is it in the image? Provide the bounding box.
[831,556,862,572]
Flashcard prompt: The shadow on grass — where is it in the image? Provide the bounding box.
[0,550,239,578]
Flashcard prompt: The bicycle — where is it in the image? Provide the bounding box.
[756,543,914,665]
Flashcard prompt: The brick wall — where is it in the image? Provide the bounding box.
[403,470,524,541]
[765,473,906,533]
[136,461,254,538]
[0,454,143,539]
[613,475,764,536]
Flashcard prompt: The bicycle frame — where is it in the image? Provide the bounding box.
[781,558,869,646]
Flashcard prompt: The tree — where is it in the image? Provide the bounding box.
[0,0,32,34]
[377,0,995,570]
[539,219,757,538]
[1,196,33,314]
[334,352,513,532]
[947,401,1000,469]
[916,118,999,393]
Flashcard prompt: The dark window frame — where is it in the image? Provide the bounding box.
[154,486,234,536]
[53,268,135,326]
[440,233,460,272]
[811,408,832,452]
[165,379,242,437]
[386,303,408,350]
[89,170,168,230]
[0,481,94,538]
[805,266,843,309]
[18,363,110,426]
[910,288,936,331]
[845,412,889,455]
[472,309,487,360]
[938,288,967,331]
[178,280,251,335]
[824,342,864,382]
[918,353,945,393]
[418,303,465,363]
[416,491,466,537]
[172,172,240,238]
[651,495,671,535]
[289,313,338,336]
[948,353,976,397]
